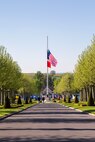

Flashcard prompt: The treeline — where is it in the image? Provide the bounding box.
[54,36,95,106]
[0,46,55,107]
[1,35,95,107]
[0,46,22,106]
[21,71,55,96]
[0,46,44,106]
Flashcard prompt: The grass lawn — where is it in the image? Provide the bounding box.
[0,101,38,117]
[58,101,95,114]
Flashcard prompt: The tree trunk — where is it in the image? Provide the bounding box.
[80,90,83,101]
[83,88,85,101]
[1,89,4,105]
[86,86,89,102]
[83,88,87,101]
[0,88,1,105]
[92,86,95,101]
[93,86,95,101]
[4,90,6,104]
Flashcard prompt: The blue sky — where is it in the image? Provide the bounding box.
[0,0,95,73]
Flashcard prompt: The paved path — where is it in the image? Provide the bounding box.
[0,103,95,142]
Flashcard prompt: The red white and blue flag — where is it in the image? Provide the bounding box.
[47,60,51,68]
[47,49,57,68]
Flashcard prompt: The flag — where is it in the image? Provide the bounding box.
[47,60,51,68]
[47,49,57,67]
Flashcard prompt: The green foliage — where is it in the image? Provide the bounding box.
[54,73,74,94]
[34,71,45,94]
[74,35,95,91]
[0,46,22,91]
[19,73,37,100]
[11,95,16,104]
[53,77,61,93]
[4,96,11,108]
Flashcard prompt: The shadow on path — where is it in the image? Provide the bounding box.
[0,137,95,142]
[16,111,85,115]
[1,117,95,123]
[0,103,95,142]
[0,128,95,131]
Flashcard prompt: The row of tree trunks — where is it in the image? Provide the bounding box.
[0,89,15,105]
[80,85,95,102]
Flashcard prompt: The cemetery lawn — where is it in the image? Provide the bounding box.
[59,101,95,114]
[0,101,37,117]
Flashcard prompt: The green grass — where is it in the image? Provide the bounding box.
[58,101,95,114]
[0,101,38,117]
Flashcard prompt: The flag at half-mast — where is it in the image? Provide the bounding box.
[47,60,51,68]
[47,49,57,67]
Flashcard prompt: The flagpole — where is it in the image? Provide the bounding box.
[47,36,48,96]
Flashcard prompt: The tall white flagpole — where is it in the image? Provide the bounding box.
[47,36,48,95]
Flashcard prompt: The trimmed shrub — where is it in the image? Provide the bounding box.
[4,95,11,108]
[25,97,28,104]
[74,95,79,103]
[17,96,22,104]
[63,95,66,102]
[87,92,94,106]
[67,95,71,103]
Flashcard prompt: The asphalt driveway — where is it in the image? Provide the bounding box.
[0,103,95,142]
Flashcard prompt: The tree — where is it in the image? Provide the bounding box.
[50,70,56,75]
[43,74,55,91]
[54,73,74,94]
[0,46,22,105]
[19,73,36,100]
[74,35,95,102]
[67,95,71,103]
[54,77,61,93]
[34,71,44,94]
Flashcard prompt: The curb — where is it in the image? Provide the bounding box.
[63,105,82,112]
[69,107,95,116]
[88,113,95,117]
[60,103,95,117]
[0,103,38,121]
[75,109,82,112]
[69,107,75,110]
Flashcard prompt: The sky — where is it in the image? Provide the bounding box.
[0,0,95,73]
